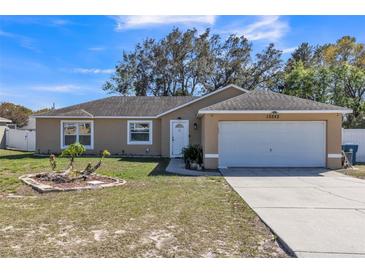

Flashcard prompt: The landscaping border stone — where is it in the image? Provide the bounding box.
[19,174,126,193]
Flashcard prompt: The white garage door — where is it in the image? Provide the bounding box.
[218,121,326,167]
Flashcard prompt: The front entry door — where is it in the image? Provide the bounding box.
[170,120,189,157]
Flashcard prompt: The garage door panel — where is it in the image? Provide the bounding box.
[218,121,326,167]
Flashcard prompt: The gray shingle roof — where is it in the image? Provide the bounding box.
[37,96,198,117]
[201,90,352,112]
[59,109,94,117]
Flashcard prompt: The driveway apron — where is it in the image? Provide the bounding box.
[221,168,365,257]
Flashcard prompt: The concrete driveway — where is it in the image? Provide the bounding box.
[220,168,365,257]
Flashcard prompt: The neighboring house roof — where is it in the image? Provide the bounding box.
[35,96,198,118]
[199,90,352,114]
[0,116,12,123]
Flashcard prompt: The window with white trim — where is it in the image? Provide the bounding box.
[127,120,153,145]
[61,121,93,149]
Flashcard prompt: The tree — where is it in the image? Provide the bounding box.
[332,64,365,127]
[320,36,365,126]
[247,43,283,91]
[285,43,317,72]
[283,61,333,103]
[320,36,365,68]
[283,36,365,128]
[201,34,253,92]
[33,108,53,115]
[0,102,32,127]
[105,30,364,127]
[104,28,283,96]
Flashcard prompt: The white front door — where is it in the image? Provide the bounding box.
[170,120,189,157]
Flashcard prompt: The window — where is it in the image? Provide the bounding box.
[128,120,153,145]
[61,121,93,149]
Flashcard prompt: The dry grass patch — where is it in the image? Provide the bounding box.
[338,164,365,179]
[0,149,288,257]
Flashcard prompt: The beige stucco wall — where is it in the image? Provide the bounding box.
[36,86,244,156]
[160,86,244,157]
[201,113,343,169]
[36,118,161,156]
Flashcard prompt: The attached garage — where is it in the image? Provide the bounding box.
[218,121,326,168]
[199,90,353,170]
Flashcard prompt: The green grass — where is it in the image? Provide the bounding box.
[0,149,287,257]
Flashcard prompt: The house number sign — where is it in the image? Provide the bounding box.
[266,111,280,119]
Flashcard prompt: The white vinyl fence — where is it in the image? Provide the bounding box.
[342,128,365,163]
[5,128,36,152]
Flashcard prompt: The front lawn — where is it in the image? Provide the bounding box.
[0,149,287,257]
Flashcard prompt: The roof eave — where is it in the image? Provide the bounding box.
[33,115,157,119]
[156,84,247,118]
[198,109,353,116]
[33,115,94,119]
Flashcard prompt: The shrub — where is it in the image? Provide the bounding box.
[60,143,86,169]
[182,144,203,166]
[101,149,111,159]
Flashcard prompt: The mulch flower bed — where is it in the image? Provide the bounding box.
[19,173,126,193]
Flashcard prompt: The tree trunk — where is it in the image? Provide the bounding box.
[36,160,103,183]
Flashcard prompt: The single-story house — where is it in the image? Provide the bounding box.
[34,85,352,169]
[0,116,12,149]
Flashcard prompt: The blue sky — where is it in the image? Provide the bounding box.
[0,15,364,110]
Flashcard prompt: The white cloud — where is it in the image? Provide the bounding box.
[0,29,39,52]
[113,15,216,31]
[31,84,84,93]
[88,47,106,51]
[221,16,289,42]
[71,68,114,74]
[51,19,72,26]
[282,47,297,54]
[0,91,15,97]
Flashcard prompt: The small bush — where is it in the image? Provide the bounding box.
[60,143,86,168]
[61,143,86,158]
[182,144,203,167]
[102,149,111,159]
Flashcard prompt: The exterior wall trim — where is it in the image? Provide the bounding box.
[198,110,352,115]
[328,153,342,158]
[205,154,219,158]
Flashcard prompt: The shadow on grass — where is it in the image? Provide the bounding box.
[148,158,171,176]
[116,157,171,176]
[0,153,42,160]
